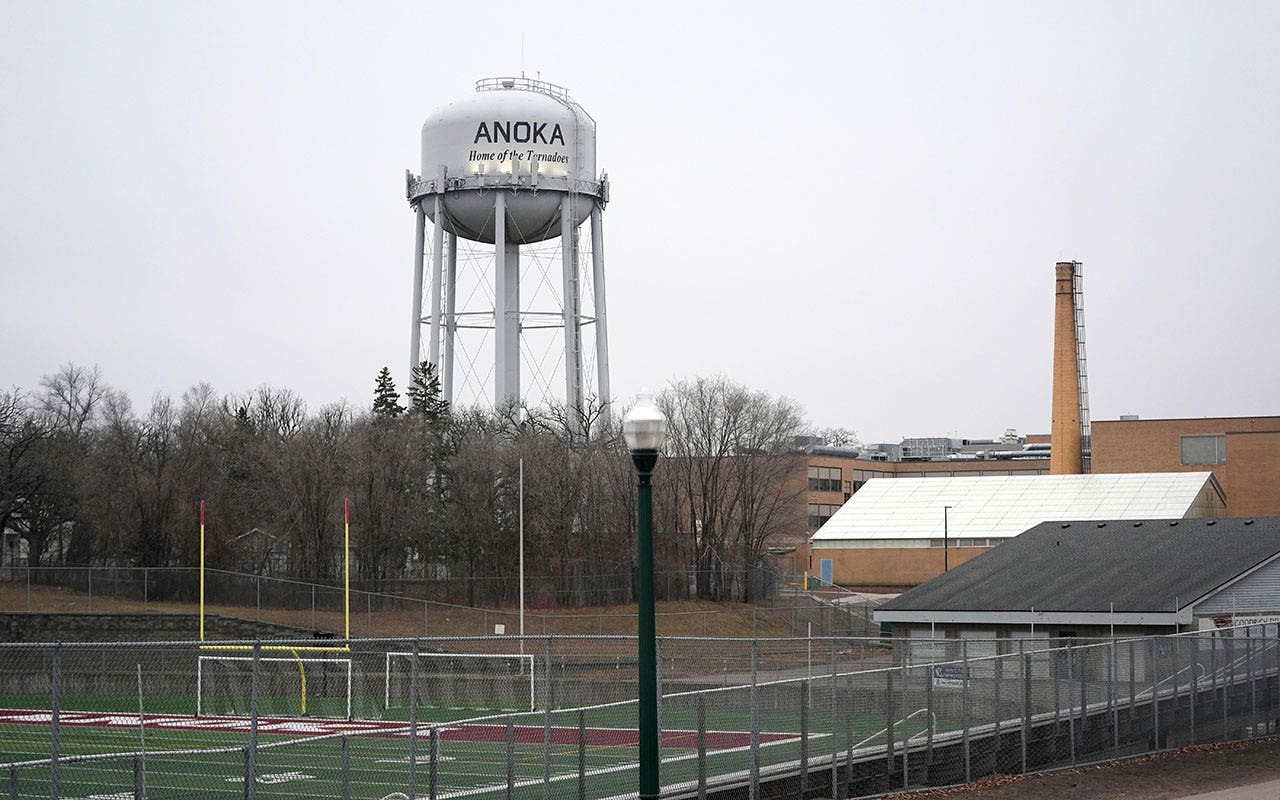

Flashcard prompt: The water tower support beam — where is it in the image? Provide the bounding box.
[561,196,584,432]
[409,204,426,381]
[442,232,457,406]
[494,194,521,407]
[589,206,611,421]
[428,171,447,369]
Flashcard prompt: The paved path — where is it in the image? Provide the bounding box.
[1177,778,1280,800]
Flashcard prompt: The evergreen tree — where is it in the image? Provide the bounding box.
[407,361,449,423]
[372,367,405,419]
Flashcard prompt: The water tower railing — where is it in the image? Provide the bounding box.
[475,76,573,102]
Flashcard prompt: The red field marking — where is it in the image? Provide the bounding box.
[0,709,796,750]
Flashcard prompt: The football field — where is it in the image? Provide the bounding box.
[0,705,822,799]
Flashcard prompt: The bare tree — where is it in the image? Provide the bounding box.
[656,376,807,601]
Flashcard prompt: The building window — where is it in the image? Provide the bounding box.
[808,503,841,529]
[807,466,843,492]
[1181,434,1226,465]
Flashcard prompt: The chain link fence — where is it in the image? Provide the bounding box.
[1,566,884,640]
[2,626,1278,798]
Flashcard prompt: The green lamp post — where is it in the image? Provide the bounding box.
[623,390,667,800]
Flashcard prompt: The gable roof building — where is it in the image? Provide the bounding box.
[808,472,1225,588]
[876,516,1280,631]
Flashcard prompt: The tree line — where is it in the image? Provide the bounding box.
[1,365,820,606]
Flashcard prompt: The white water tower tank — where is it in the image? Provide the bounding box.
[407,77,611,427]
[420,80,598,243]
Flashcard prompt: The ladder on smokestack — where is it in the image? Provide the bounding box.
[1072,263,1092,473]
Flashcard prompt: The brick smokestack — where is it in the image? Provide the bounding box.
[1051,261,1083,474]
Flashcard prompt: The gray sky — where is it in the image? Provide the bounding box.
[2,1,1278,443]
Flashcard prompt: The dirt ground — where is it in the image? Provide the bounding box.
[882,737,1280,800]
[0,578,798,638]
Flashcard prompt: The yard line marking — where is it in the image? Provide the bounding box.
[0,708,797,750]
[223,771,314,784]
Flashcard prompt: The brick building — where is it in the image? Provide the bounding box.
[1091,415,1280,517]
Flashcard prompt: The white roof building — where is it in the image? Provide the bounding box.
[811,472,1226,551]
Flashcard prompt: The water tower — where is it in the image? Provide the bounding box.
[406,77,611,429]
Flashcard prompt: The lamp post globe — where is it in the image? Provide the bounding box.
[623,389,665,800]
[623,389,668,453]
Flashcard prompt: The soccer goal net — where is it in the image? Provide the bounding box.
[384,652,536,712]
[197,654,354,719]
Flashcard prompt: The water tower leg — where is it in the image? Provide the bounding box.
[560,196,584,433]
[442,232,457,406]
[494,194,521,408]
[428,193,446,369]
[409,204,426,381]
[589,206,611,421]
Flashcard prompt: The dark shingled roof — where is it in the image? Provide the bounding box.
[880,517,1280,613]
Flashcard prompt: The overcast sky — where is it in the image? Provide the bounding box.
[2,2,1277,443]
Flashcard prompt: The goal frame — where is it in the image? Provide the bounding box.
[384,651,536,712]
[196,653,354,720]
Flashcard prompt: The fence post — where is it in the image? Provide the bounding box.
[1078,643,1087,758]
[697,694,708,800]
[1223,632,1230,741]
[366,593,372,637]
[1248,626,1257,737]
[1066,641,1075,766]
[1269,622,1280,732]
[994,645,1004,763]
[340,736,351,800]
[799,680,809,796]
[962,640,971,783]
[25,568,30,610]
[830,637,839,800]
[409,643,420,798]
[1129,640,1137,745]
[429,727,439,800]
[255,574,260,622]
[542,701,552,800]
[87,567,92,610]
[750,638,760,800]
[247,641,260,800]
[424,602,429,637]
[577,708,587,800]
[1190,636,1198,744]
[8,766,16,800]
[845,670,856,799]
[1109,640,1118,752]
[1149,638,1159,749]
[901,661,909,790]
[143,567,148,614]
[311,584,316,630]
[885,669,895,781]
[1022,649,1031,775]
[543,637,554,712]
[133,755,143,799]
[927,646,936,771]
[50,643,60,800]
[506,719,515,800]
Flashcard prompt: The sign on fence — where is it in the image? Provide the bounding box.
[932,664,967,689]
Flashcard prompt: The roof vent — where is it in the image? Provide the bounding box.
[1097,522,1107,528]
[1061,523,1071,529]
[1170,521,1179,527]
[1245,519,1255,525]
[1207,519,1217,526]
[1134,522,1144,527]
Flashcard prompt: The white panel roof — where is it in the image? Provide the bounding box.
[810,472,1217,543]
